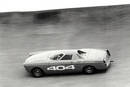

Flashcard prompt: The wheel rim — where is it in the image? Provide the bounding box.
[32,68,43,77]
[85,66,94,74]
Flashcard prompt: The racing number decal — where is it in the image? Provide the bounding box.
[47,65,75,71]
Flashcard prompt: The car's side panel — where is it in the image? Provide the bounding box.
[41,61,84,74]
[71,60,107,70]
[24,61,108,74]
[24,61,108,75]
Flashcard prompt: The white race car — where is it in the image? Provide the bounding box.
[23,48,112,77]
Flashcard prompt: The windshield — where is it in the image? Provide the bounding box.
[60,54,72,60]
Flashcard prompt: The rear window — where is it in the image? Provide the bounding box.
[77,50,86,54]
[106,50,111,56]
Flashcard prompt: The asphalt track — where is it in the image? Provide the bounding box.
[0,5,130,87]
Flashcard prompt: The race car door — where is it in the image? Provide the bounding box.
[46,53,75,74]
[70,54,85,73]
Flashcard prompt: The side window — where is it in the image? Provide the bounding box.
[72,54,81,60]
[61,54,72,60]
[52,54,64,60]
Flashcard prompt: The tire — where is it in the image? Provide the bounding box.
[83,66,95,74]
[31,68,44,77]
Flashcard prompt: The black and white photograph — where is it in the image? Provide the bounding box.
[0,0,130,87]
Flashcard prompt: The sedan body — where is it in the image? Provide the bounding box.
[23,48,111,77]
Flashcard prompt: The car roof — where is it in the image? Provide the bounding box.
[24,48,106,64]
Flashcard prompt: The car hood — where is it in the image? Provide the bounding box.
[24,51,53,65]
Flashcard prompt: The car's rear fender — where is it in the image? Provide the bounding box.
[82,61,108,70]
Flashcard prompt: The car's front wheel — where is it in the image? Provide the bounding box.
[83,66,95,74]
[31,68,44,77]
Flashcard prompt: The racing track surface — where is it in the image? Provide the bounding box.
[0,5,130,87]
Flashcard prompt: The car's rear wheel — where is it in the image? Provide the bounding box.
[83,66,96,74]
[31,68,44,77]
